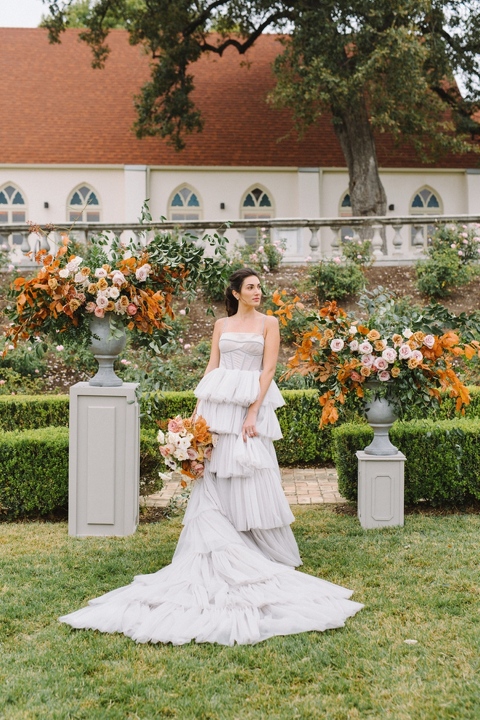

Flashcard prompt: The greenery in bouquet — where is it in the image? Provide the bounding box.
[4,212,229,353]
[271,288,480,426]
[157,414,217,486]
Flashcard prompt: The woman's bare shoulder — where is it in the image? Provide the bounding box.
[263,313,279,329]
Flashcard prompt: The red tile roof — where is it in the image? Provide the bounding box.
[0,28,478,168]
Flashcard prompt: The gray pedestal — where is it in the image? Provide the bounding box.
[356,450,405,529]
[69,382,140,537]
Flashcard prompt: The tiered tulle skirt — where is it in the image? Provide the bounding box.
[59,367,363,645]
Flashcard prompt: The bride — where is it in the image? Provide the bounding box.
[59,267,363,645]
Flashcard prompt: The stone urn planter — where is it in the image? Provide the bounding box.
[363,382,399,456]
[88,314,127,387]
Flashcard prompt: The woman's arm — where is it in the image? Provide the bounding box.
[242,315,280,441]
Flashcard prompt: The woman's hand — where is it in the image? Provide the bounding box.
[242,408,258,442]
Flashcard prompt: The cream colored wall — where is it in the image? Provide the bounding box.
[0,167,124,225]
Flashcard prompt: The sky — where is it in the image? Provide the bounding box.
[0,0,46,27]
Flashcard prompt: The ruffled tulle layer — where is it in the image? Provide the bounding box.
[195,367,285,409]
[59,485,363,646]
[197,398,283,440]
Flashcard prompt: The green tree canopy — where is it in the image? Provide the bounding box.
[42,1,480,216]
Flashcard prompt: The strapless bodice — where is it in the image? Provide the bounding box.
[219,332,264,372]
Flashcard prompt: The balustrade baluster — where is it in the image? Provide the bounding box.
[391,223,404,257]
[329,225,341,258]
[309,226,320,259]
[371,224,384,260]
[412,225,425,253]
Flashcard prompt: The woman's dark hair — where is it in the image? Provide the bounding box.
[225,267,261,316]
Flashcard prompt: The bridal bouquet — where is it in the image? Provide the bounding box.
[158,414,217,486]
[271,289,479,426]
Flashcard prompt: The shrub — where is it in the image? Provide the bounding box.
[341,237,373,267]
[0,426,163,520]
[415,248,473,298]
[332,418,480,505]
[0,394,69,431]
[238,233,287,273]
[308,259,365,301]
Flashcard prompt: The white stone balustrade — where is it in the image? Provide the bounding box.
[2,213,480,267]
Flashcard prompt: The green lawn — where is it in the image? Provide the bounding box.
[1,507,479,720]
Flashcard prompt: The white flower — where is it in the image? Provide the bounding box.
[114,299,127,314]
[59,268,70,279]
[374,357,389,371]
[108,286,120,299]
[349,340,359,352]
[411,349,423,362]
[423,335,435,349]
[94,268,108,279]
[135,264,151,282]
[112,271,126,286]
[378,370,391,382]
[96,295,109,309]
[361,353,375,367]
[66,256,83,273]
[330,338,345,352]
[402,329,413,339]
[358,341,373,354]
[399,344,413,360]
[74,272,87,285]
[174,448,189,462]
[382,347,397,363]
[157,429,165,444]
[348,326,358,335]
[56,345,64,352]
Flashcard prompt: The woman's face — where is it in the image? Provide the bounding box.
[238,275,262,308]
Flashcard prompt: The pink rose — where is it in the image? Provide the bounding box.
[94,268,108,279]
[378,370,391,382]
[349,340,359,352]
[94,307,105,318]
[204,446,213,461]
[168,416,185,433]
[96,295,109,309]
[126,303,138,316]
[361,353,375,367]
[159,445,172,457]
[85,302,96,313]
[112,271,126,286]
[374,357,389,371]
[135,265,150,282]
[330,338,345,352]
[187,447,199,460]
[411,349,423,362]
[423,335,435,349]
[382,347,397,363]
[399,344,412,360]
[350,371,362,382]
[358,341,373,354]
[192,462,204,477]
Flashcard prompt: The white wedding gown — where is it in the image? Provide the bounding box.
[59,331,363,645]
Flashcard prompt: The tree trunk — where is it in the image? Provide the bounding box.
[333,96,387,217]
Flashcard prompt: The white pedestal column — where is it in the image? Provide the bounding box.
[69,382,140,537]
[356,450,406,529]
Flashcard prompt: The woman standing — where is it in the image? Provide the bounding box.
[60,268,363,645]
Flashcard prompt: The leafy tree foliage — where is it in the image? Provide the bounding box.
[42,1,480,216]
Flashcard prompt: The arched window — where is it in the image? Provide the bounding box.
[410,186,442,244]
[67,185,101,223]
[168,185,202,221]
[241,186,274,245]
[338,190,354,242]
[0,183,27,246]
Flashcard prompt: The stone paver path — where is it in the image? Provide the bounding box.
[144,467,345,508]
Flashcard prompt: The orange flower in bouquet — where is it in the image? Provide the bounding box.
[158,414,217,487]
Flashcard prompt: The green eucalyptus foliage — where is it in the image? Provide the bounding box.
[332,418,480,506]
[43,1,480,215]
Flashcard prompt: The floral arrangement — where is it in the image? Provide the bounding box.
[271,289,479,426]
[4,219,228,350]
[158,414,217,486]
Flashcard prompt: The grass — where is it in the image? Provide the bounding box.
[1,506,479,720]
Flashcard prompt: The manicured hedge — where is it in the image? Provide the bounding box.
[0,427,162,520]
[332,418,480,506]
[1,387,479,466]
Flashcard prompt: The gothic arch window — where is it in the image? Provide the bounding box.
[0,183,27,245]
[410,186,442,243]
[168,185,202,221]
[67,185,101,223]
[241,186,274,245]
[339,190,354,242]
